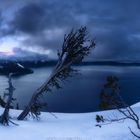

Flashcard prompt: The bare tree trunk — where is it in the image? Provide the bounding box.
[17,72,57,120]
[0,73,15,125]
[17,92,39,120]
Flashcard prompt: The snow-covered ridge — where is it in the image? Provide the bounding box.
[0,102,140,140]
[17,63,25,69]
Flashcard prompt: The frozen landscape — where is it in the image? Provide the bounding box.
[0,0,140,139]
[0,102,140,140]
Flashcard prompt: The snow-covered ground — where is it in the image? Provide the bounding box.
[0,103,140,140]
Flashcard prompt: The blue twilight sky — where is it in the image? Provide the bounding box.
[0,0,140,61]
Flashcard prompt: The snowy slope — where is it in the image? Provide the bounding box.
[0,103,140,140]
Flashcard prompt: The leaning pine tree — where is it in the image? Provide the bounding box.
[17,27,96,120]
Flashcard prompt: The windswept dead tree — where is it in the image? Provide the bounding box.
[17,27,95,120]
[0,73,16,125]
[96,76,140,139]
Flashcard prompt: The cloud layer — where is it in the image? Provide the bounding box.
[0,0,140,60]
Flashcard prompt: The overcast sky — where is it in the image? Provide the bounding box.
[0,0,140,61]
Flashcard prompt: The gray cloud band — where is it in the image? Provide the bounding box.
[0,0,140,60]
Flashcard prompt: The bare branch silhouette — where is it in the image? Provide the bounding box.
[97,76,140,138]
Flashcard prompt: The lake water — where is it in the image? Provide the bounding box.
[0,65,140,113]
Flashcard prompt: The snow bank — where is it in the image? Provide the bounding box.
[0,103,140,140]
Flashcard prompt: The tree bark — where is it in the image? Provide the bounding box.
[17,73,54,120]
[0,73,15,125]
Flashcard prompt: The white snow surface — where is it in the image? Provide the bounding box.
[17,63,24,69]
[0,103,140,140]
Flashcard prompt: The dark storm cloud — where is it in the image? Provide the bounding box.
[12,3,46,34]
[10,1,77,35]
[1,0,140,60]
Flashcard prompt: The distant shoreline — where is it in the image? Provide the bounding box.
[1,60,140,68]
